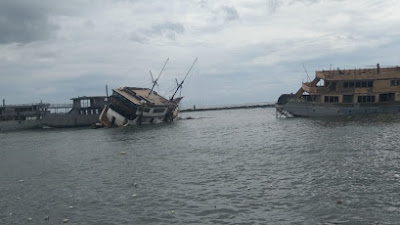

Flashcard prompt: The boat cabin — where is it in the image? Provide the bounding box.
[0,101,49,121]
[108,87,172,120]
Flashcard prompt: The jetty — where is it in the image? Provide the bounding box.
[181,103,274,112]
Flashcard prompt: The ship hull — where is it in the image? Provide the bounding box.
[279,101,400,117]
[42,113,101,128]
[99,105,177,127]
[0,120,43,131]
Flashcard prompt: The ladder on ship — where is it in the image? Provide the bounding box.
[275,105,291,118]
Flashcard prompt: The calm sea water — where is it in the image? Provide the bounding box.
[1,108,400,225]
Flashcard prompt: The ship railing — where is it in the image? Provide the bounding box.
[302,83,331,94]
[2,103,50,108]
[48,104,73,109]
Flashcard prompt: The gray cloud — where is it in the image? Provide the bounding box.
[150,22,185,40]
[0,1,59,44]
[268,0,329,13]
[267,0,281,13]
[130,22,185,43]
[1,0,400,107]
[289,0,321,5]
[221,6,239,21]
[129,32,148,43]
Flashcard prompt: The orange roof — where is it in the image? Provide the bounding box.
[113,87,171,106]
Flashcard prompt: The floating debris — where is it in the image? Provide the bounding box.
[63,218,69,223]
[28,217,32,221]
[170,210,175,214]
[395,174,400,178]
[45,215,50,221]
[337,200,343,204]
[69,206,74,209]
[247,187,251,190]
[133,183,137,187]
[19,180,24,183]
[120,152,126,155]
[132,194,137,198]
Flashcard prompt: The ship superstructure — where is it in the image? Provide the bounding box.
[276,64,400,117]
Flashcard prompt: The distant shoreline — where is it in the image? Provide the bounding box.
[180,104,275,112]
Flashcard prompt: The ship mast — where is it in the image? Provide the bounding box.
[170,57,198,100]
[149,57,169,97]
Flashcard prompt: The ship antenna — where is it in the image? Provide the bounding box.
[149,57,169,97]
[302,64,311,82]
[170,57,198,100]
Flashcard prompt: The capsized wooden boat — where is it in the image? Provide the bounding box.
[99,57,197,127]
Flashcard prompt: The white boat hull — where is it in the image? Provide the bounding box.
[99,105,175,127]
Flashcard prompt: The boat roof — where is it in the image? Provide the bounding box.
[316,66,400,81]
[113,87,171,106]
[70,96,107,100]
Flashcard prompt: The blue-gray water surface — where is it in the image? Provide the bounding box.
[1,108,400,224]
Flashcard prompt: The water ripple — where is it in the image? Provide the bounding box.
[1,108,400,224]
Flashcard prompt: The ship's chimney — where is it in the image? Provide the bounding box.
[377,63,380,74]
[2,99,5,108]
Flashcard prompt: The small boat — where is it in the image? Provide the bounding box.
[276,64,400,117]
[99,58,197,127]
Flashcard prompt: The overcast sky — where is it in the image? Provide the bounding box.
[1,0,400,107]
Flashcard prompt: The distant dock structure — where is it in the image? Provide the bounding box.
[181,103,273,112]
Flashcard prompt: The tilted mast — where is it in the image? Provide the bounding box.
[170,57,198,100]
[149,57,169,97]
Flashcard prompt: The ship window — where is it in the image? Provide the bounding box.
[153,108,166,113]
[95,109,99,114]
[343,95,353,103]
[80,99,91,108]
[390,80,400,86]
[144,108,151,113]
[361,82,367,87]
[379,93,395,102]
[344,80,373,88]
[324,96,339,103]
[358,96,376,103]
